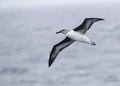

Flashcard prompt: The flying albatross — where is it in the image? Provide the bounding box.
[49,18,104,67]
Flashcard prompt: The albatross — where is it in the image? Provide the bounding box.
[49,18,104,67]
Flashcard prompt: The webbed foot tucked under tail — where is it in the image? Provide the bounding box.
[90,41,96,45]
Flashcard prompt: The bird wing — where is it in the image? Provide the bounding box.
[49,37,74,67]
[74,18,104,34]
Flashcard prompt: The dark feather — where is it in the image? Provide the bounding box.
[74,18,104,34]
[49,37,74,67]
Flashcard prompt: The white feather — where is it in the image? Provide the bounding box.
[66,30,92,44]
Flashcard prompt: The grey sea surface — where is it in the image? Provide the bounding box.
[0,4,120,86]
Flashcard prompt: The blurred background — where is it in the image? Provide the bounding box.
[0,0,120,86]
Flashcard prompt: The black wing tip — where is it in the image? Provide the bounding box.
[48,64,51,67]
[85,17,105,20]
[48,57,54,67]
[97,18,105,21]
[48,61,52,67]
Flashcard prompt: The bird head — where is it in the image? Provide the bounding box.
[56,28,70,34]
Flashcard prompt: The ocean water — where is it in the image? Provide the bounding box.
[0,4,120,86]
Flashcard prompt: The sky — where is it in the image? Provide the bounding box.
[0,0,120,9]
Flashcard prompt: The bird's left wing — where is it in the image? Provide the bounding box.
[74,18,104,34]
[49,37,74,67]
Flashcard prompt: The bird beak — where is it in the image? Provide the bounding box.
[56,30,62,34]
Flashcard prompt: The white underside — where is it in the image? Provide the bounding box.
[66,30,93,45]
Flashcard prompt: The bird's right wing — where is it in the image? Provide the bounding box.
[49,37,74,67]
